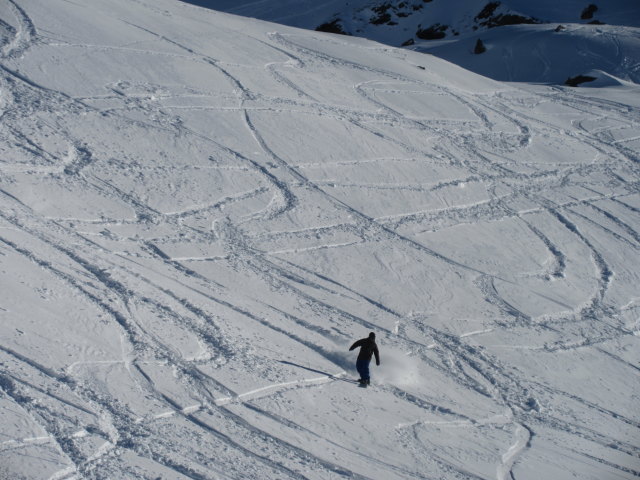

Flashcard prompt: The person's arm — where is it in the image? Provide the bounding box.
[349,339,363,351]
[374,345,380,365]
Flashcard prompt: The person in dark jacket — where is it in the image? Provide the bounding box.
[349,332,380,385]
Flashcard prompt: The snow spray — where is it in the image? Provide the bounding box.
[376,347,420,387]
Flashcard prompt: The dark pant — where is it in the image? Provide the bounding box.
[356,359,370,381]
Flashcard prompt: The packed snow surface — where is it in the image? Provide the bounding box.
[0,1,639,479]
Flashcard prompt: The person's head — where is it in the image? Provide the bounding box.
[368,332,375,340]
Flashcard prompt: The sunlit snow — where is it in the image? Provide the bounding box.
[0,1,638,479]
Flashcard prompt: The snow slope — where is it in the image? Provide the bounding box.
[0,0,639,479]
[185,0,640,38]
[421,23,640,84]
[187,0,640,85]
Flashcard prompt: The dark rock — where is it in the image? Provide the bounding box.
[401,38,415,46]
[565,75,597,87]
[315,19,351,35]
[581,4,598,20]
[370,2,391,23]
[483,14,539,28]
[474,39,486,54]
[475,2,539,28]
[371,12,392,25]
[554,24,566,32]
[476,2,501,21]
[372,3,392,14]
[416,23,448,40]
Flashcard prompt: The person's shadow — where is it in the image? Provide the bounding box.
[279,360,358,384]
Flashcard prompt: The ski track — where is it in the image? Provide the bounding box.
[0,2,639,478]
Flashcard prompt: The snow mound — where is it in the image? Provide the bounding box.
[572,69,634,87]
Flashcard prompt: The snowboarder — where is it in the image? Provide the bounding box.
[349,332,380,386]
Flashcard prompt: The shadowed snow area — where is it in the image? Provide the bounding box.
[189,0,640,85]
[422,23,640,85]
[0,1,639,479]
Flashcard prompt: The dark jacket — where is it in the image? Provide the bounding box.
[349,336,380,365]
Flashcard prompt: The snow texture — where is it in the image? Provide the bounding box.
[0,1,639,479]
